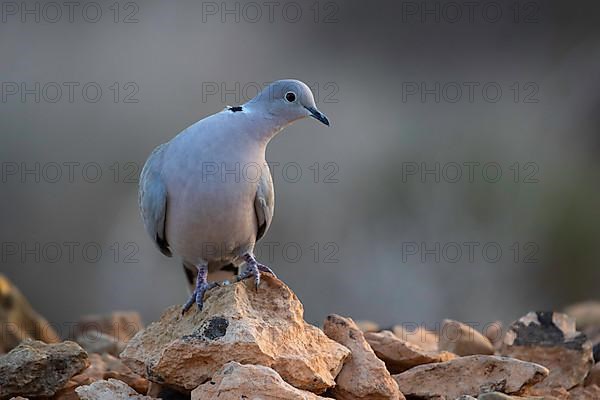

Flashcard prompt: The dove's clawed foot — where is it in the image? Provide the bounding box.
[181,264,220,315]
[237,253,276,291]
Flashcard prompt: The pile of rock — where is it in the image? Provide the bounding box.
[1,275,599,399]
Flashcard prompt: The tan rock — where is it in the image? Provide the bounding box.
[484,321,504,348]
[478,393,544,399]
[0,275,60,353]
[356,320,380,333]
[365,330,456,374]
[75,311,143,343]
[569,384,600,400]
[393,355,548,399]
[55,352,106,396]
[499,311,594,390]
[101,353,149,394]
[584,362,600,387]
[438,319,494,356]
[145,382,188,399]
[323,314,403,400]
[525,386,570,400]
[75,378,156,400]
[52,352,149,398]
[0,340,89,398]
[392,325,439,351]
[191,361,331,400]
[120,275,350,393]
[75,331,124,357]
[564,301,600,331]
[564,301,600,358]
[83,353,109,381]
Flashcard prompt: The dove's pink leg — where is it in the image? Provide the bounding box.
[181,264,219,314]
[237,253,277,290]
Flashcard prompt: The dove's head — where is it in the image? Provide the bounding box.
[246,79,330,127]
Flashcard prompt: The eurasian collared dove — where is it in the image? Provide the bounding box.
[139,79,330,313]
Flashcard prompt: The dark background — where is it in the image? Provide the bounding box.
[1,0,599,334]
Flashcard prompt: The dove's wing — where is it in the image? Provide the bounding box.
[254,165,275,242]
[139,143,172,257]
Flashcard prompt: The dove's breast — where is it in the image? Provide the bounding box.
[160,116,269,265]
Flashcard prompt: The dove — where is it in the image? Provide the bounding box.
[139,79,330,313]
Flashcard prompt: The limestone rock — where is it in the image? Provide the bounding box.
[75,311,143,343]
[323,314,402,400]
[525,386,570,400]
[564,301,600,331]
[75,378,156,400]
[392,325,439,351]
[120,275,350,393]
[499,311,594,390]
[584,362,600,387]
[438,319,494,356]
[393,355,548,399]
[356,320,380,333]
[365,330,456,374]
[484,321,504,348]
[564,301,600,354]
[75,331,124,357]
[146,383,189,399]
[0,275,60,353]
[569,384,600,400]
[478,393,544,399]
[101,353,149,394]
[190,361,331,400]
[0,340,89,398]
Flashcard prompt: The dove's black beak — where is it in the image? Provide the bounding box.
[305,106,330,126]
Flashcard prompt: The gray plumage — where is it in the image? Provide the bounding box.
[138,79,329,311]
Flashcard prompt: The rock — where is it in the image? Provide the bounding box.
[191,361,331,400]
[101,353,149,394]
[564,301,600,357]
[478,393,544,399]
[75,378,156,400]
[393,355,548,399]
[569,384,600,400]
[484,321,504,348]
[121,275,350,393]
[0,340,89,398]
[53,373,95,400]
[146,383,189,399]
[364,330,456,374]
[392,325,439,351]
[356,320,380,333]
[584,362,600,386]
[526,386,570,400]
[323,314,403,400]
[75,311,143,343]
[437,319,495,356]
[75,331,124,357]
[0,274,60,353]
[564,301,600,332]
[499,311,594,390]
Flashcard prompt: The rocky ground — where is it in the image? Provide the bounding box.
[0,273,599,400]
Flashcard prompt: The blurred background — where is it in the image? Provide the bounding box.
[1,0,599,335]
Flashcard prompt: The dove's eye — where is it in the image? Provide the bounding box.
[285,92,296,102]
